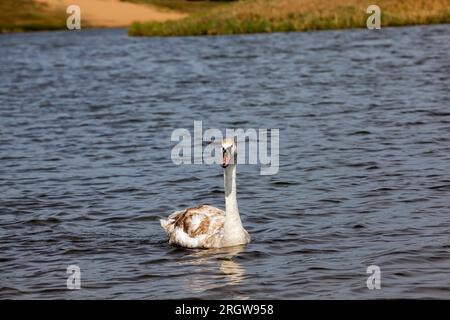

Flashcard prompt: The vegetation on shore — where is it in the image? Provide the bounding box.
[128,0,450,37]
[2,0,449,35]
[0,0,66,33]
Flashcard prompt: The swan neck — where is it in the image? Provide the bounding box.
[223,164,247,245]
[224,165,239,217]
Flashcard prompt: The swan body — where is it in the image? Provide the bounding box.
[160,139,250,249]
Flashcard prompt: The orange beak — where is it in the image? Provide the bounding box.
[221,149,230,168]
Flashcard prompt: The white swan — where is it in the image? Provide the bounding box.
[160,139,250,249]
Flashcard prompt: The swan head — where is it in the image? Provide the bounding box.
[221,138,237,169]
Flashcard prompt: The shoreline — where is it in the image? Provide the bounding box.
[129,21,450,38]
[2,21,449,37]
[128,0,450,37]
[2,0,449,36]
[3,23,448,38]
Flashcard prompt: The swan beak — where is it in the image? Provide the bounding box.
[221,149,230,168]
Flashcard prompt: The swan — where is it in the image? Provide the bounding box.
[160,139,250,249]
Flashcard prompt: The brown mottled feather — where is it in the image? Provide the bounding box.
[161,204,225,248]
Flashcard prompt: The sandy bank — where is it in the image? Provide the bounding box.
[37,0,186,27]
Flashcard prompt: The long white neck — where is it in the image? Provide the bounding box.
[223,165,244,239]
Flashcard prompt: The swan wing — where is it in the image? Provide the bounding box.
[160,204,225,248]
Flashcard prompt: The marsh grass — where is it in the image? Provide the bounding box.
[128,0,450,36]
[0,0,66,33]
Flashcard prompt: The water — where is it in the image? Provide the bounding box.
[0,25,449,299]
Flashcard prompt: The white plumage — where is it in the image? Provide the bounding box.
[160,139,250,249]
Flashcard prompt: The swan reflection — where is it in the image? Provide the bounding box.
[177,245,248,298]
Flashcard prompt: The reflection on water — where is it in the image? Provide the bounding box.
[0,25,450,299]
[179,246,247,298]
[219,258,245,286]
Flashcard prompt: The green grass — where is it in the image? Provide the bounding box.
[0,0,66,33]
[128,0,450,37]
